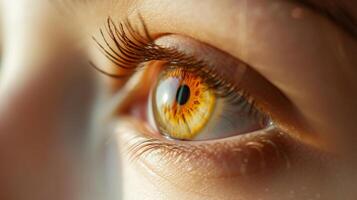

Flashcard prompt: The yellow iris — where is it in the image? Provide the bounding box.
[152,68,216,140]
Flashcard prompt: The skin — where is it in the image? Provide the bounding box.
[0,0,356,200]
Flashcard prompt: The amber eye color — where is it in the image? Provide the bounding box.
[149,64,271,141]
[152,68,216,140]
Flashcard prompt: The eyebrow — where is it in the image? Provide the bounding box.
[294,0,357,37]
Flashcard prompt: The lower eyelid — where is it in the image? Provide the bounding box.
[133,131,291,179]
[115,116,323,182]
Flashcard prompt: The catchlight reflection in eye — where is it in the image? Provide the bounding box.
[152,68,215,140]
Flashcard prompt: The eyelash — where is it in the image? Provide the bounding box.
[123,125,292,176]
[92,17,268,124]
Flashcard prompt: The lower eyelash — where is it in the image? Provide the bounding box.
[124,127,294,178]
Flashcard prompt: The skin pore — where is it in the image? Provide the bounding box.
[0,0,356,200]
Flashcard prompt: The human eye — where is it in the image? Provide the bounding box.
[149,61,270,141]
[144,31,275,141]
[92,18,275,143]
[92,16,312,174]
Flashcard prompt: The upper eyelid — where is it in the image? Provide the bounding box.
[92,16,248,82]
[153,35,248,85]
[92,16,258,104]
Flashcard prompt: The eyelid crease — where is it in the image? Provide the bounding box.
[154,34,248,87]
[292,0,357,37]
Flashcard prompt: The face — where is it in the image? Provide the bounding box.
[0,0,356,200]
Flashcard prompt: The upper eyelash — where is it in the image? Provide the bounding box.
[92,16,203,71]
[92,16,266,122]
[93,17,235,89]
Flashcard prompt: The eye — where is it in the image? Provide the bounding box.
[149,66,270,140]
[91,17,278,142]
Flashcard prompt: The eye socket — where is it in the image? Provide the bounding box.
[92,16,326,180]
[148,65,271,141]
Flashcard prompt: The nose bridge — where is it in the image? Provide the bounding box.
[0,2,96,200]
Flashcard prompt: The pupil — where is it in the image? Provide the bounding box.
[176,84,190,105]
